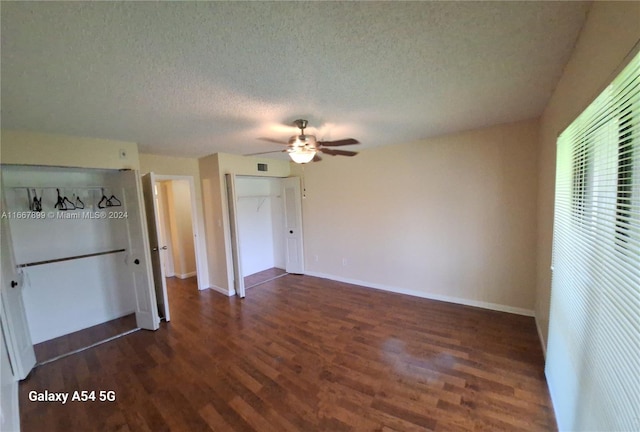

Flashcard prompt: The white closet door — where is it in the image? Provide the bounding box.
[1,324,20,432]
[225,173,245,298]
[119,170,159,330]
[141,173,170,321]
[0,197,36,380]
[283,177,305,274]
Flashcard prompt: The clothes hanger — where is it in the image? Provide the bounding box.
[106,194,122,207]
[98,188,109,209]
[33,191,42,212]
[28,188,43,212]
[54,188,67,210]
[74,194,85,209]
[62,195,76,210]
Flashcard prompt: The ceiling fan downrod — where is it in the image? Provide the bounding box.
[294,119,308,135]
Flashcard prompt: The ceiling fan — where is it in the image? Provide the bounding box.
[247,119,360,163]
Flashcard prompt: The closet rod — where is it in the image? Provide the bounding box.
[11,186,112,190]
[17,248,126,268]
[237,194,280,199]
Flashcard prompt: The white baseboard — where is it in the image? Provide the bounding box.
[208,284,233,296]
[535,315,547,358]
[176,271,197,280]
[305,271,535,317]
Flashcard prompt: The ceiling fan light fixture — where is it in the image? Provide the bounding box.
[288,147,316,164]
[293,134,316,148]
[253,118,360,163]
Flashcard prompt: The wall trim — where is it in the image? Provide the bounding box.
[535,315,548,358]
[208,284,233,296]
[176,271,197,280]
[305,271,535,317]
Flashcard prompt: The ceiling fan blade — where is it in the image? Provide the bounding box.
[320,148,358,157]
[313,153,323,162]
[244,149,287,156]
[258,137,290,145]
[317,138,360,147]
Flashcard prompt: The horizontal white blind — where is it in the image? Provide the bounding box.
[546,52,639,431]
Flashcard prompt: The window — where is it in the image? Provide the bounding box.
[545,52,639,431]
[616,103,634,247]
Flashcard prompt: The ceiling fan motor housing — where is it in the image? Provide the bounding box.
[294,119,308,130]
[292,134,317,148]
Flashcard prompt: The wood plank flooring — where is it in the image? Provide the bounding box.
[19,275,556,431]
[244,267,287,289]
[33,314,137,364]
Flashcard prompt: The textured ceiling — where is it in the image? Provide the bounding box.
[1,1,589,159]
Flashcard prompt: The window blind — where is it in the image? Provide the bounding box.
[546,52,639,431]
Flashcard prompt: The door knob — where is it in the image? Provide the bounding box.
[10,280,18,288]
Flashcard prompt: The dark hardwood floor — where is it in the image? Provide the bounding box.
[19,275,556,431]
[33,314,138,364]
[244,267,287,289]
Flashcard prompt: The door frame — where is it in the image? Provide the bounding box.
[149,175,206,291]
[225,174,305,297]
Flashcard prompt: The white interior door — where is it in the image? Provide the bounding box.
[156,183,175,277]
[1,322,20,432]
[119,170,160,330]
[0,197,36,380]
[283,177,305,274]
[282,177,304,274]
[225,173,245,298]
[141,173,170,321]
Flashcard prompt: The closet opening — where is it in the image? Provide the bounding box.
[1,164,159,369]
[236,176,288,289]
[226,174,304,298]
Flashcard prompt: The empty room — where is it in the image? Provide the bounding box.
[1,2,638,432]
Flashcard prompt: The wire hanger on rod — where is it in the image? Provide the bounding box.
[98,188,122,208]
[28,188,43,212]
[54,188,76,211]
[74,193,85,209]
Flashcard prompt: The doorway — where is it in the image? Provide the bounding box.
[226,175,305,297]
[142,173,205,321]
[235,176,287,288]
[154,179,197,281]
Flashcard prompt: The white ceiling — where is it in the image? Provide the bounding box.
[1,1,590,159]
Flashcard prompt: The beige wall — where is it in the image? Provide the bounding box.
[168,180,196,277]
[1,130,139,170]
[139,153,208,287]
[199,154,227,293]
[198,153,291,294]
[139,153,200,178]
[535,2,640,349]
[303,119,539,314]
